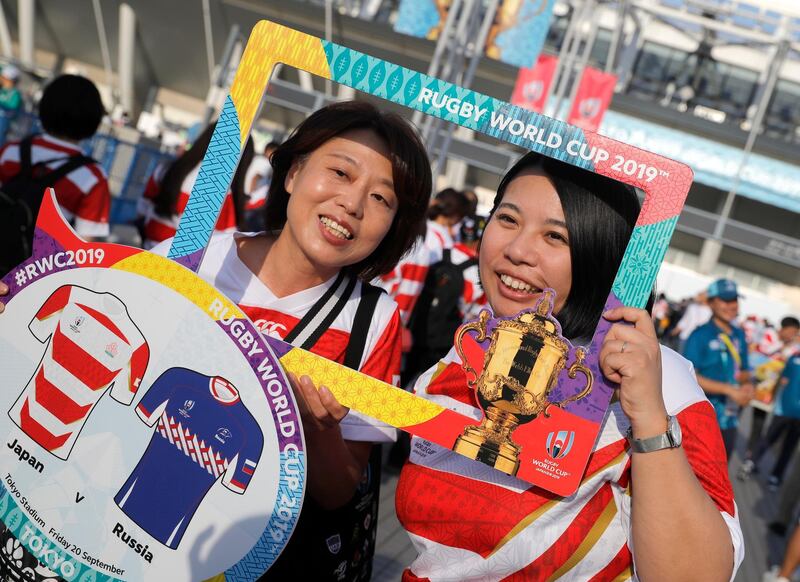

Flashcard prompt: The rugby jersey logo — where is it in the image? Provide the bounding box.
[545,430,575,460]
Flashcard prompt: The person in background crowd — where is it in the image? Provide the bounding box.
[652,292,670,338]
[670,290,712,352]
[739,351,800,490]
[452,188,479,243]
[454,214,487,323]
[396,152,742,581]
[136,123,254,249]
[243,140,279,231]
[0,74,110,240]
[764,513,800,582]
[739,316,800,477]
[0,64,22,142]
[683,278,754,460]
[425,187,470,255]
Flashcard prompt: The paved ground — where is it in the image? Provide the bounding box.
[371,407,799,581]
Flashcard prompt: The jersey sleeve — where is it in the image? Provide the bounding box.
[110,339,150,404]
[135,368,179,426]
[28,285,73,341]
[72,171,111,238]
[222,411,263,495]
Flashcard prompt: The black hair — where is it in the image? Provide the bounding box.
[491,152,644,339]
[264,100,431,281]
[781,316,800,329]
[156,123,255,227]
[428,187,470,222]
[39,74,105,141]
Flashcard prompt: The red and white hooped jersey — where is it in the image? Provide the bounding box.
[138,162,238,250]
[0,134,111,238]
[377,240,435,328]
[9,285,150,460]
[395,345,744,581]
[452,243,486,323]
[152,232,402,442]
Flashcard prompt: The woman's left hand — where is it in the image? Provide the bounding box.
[288,372,350,434]
[600,306,668,438]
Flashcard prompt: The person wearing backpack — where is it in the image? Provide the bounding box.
[404,199,481,386]
[0,74,108,275]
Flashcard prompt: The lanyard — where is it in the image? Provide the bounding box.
[718,332,742,375]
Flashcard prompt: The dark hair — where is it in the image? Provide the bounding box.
[264,101,432,280]
[781,316,800,329]
[39,74,105,140]
[491,152,643,340]
[156,123,255,227]
[428,188,470,221]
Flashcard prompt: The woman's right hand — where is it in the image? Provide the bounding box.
[0,281,8,314]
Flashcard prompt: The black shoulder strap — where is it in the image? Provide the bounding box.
[459,257,478,272]
[283,271,357,351]
[442,248,451,264]
[19,136,33,174]
[38,154,96,187]
[343,282,384,370]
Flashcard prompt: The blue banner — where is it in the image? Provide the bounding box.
[485,0,556,68]
[394,0,451,40]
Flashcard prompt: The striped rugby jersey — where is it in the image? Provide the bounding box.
[115,368,262,549]
[0,134,111,238]
[395,345,744,581]
[138,162,238,250]
[9,285,150,459]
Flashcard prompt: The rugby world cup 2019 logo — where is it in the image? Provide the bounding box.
[546,430,575,460]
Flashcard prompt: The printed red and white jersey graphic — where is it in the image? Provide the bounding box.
[395,346,744,581]
[155,409,230,478]
[138,163,238,249]
[151,232,402,443]
[9,285,149,459]
[0,134,111,237]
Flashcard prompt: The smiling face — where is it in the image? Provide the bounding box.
[709,297,739,324]
[479,169,573,319]
[281,128,398,279]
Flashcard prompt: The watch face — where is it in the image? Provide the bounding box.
[668,415,682,446]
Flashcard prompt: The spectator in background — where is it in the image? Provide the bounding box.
[0,74,110,239]
[652,292,670,338]
[684,278,754,460]
[426,187,470,255]
[764,524,800,582]
[671,290,712,351]
[741,316,800,470]
[137,122,254,249]
[0,64,22,143]
[455,214,487,323]
[739,351,800,490]
[243,140,279,231]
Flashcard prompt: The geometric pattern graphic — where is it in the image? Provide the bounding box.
[168,96,242,270]
[112,252,244,322]
[156,410,230,478]
[225,451,306,582]
[279,349,445,428]
[612,216,679,306]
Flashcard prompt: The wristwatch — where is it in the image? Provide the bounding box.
[627,415,682,453]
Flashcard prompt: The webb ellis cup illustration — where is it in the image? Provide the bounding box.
[454,290,593,476]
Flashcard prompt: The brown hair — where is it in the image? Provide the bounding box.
[264,101,432,280]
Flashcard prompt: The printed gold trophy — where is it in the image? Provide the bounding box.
[454,291,593,476]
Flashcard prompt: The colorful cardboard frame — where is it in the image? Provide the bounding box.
[172,19,692,498]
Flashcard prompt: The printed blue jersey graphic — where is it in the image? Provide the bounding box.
[115,367,263,549]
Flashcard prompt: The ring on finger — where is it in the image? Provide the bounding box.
[620,341,628,354]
